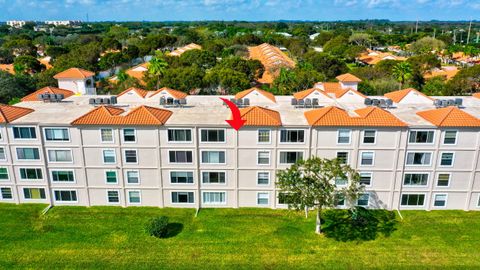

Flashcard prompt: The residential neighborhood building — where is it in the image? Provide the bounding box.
[248,43,296,84]
[357,49,407,65]
[168,43,202,57]
[0,69,480,211]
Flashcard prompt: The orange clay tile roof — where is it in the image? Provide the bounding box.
[169,43,202,56]
[235,88,276,103]
[39,57,53,70]
[71,105,173,126]
[125,62,149,84]
[336,73,362,82]
[54,68,95,79]
[304,106,406,127]
[151,87,188,99]
[21,87,75,102]
[248,43,296,84]
[0,105,34,123]
[293,88,331,100]
[423,66,459,81]
[384,88,433,103]
[473,93,480,99]
[321,82,367,99]
[235,106,282,126]
[0,64,15,75]
[357,50,407,65]
[117,87,150,98]
[416,106,480,127]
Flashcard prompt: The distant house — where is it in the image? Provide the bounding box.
[358,49,407,65]
[110,62,150,85]
[424,66,459,81]
[312,73,366,103]
[53,68,96,95]
[44,20,81,27]
[248,43,296,84]
[168,43,202,57]
[6,20,32,28]
[0,64,15,75]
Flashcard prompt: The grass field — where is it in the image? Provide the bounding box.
[0,204,479,269]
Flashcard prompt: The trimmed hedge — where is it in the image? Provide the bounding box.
[146,216,169,238]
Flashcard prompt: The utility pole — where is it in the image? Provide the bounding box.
[453,30,456,45]
[476,32,479,44]
[415,19,418,33]
[467,20,472,44]
[433,28,436,38]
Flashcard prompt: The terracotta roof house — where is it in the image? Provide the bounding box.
[234,88,276,104]
[416,106,480,127]
[0,105,34,123]
[384,88,433,104]
[423,66,459,81]
[169,43,202,57]
[21,87,75,102]
[248,43,296,84]
[235,106,282,126]
[358,49,407,65]
[54,68,96,95]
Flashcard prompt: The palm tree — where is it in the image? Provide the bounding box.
[148,51,168,89]
[392,62,413,89]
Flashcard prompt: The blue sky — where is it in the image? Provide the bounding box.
[0,0,479,21]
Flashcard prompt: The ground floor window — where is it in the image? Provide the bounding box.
[23,188,46,199]
[357,193,369,206]
[335,193,346,207]
[107,190,119,203]
[433,194,447,207]
[54,190,77,202]
[278,193,293,205]
[172,191,194,203]
[128,191,141,204]
[202,192,226,204]
[401,194,425,206]
[0,187,13,199]
[257,192,269,205]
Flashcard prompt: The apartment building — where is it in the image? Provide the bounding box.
[1,72,480,211]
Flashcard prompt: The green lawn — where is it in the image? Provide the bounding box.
[0,204,479,269]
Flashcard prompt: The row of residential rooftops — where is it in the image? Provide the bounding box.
[3,68,480,128]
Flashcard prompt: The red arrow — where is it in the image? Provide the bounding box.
[220,98,246,131]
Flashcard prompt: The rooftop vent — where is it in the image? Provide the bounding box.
[89,96,118,106]
[38,93,64,102]
[364,98,393,108]
[434,98,462,108]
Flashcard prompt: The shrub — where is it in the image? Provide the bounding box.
[146,216,169,238]
[322,207,397,242]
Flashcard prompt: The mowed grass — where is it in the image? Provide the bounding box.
[0,204,479,269]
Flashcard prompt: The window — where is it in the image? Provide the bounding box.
[23,188,46,199]
[406,152,432,166]
[54,190,77,202]
[202,192,226,204]
[51,170,75,182]
[170,171,194,184]
[409,130,434,144]
[201,151,225,164]
[171,191,194,203]
[401,194,425,206]
[169,151,193,163]
[279,151,303,164]
[167,129,192,142]
[433,194,447,207]
[337,129,351,144]
[200,129,225,142]
[0,148,6,160]
[403,173,428,186]
[103,149,116,163]
[0,187,12,199]
[362,130,376,144]
[105,171,117,184]
[335,193,345,206]
[0,187,12,200]
[44,128,69,141]
[257,172,270,185]
[19,168,42,180]
[124,150,138,163]
[13,127,36,139]
[100,129,113,142]
[443,130,457,145]
[280,130,304,143]
[0,168,8,180]
[359,172,372,186]
[335,176,348,186]
[278,193,294,205]
[122,128,136,142]
[47,149,73,162]
[360,152,374,166]
[357,193,370,206]
[202,171,226,184]
[107,190,119,203]
[440,152,454,166]
[478,196,480,207]
[126,170,139,184]
[257,192,269,205]
[258,129,270,143]
[437,174,450,187]
[336,152,348,164]
[128,191,141,204]
[257,151,270,165]
[16,148,40,160]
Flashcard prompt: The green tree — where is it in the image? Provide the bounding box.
[423,77,447,96]
[349,33,374,47]
[148,51,169,89]
[98,52,126,72]
[13,55,45,74]
[445,65,480,95]
[161,66,204,92]
[304,52,347,79]
[179,49,216,70]
[392,62,413,89]
[410,37,445,54]
[0,71,35,104]
[276,157,363,234]
[204,68,250,94]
